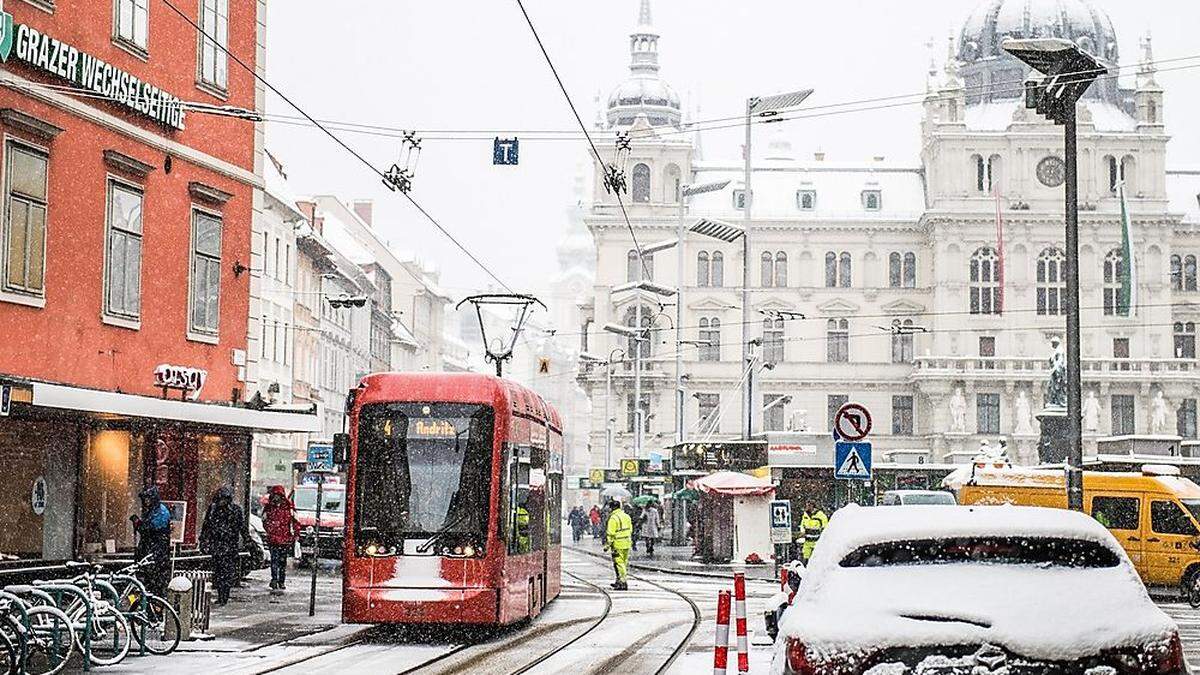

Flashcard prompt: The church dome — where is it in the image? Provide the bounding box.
[606,0,682,129]
[956,0,1124,106]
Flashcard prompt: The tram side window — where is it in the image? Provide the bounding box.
[528,444,548,553]
[547,473,562,545]
[508,447,532,555]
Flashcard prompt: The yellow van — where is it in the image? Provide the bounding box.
[956,465,1200,590]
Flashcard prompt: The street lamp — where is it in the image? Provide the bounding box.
[1003,37,1105,512]
[597,347,626,469]
[742,88,813,440]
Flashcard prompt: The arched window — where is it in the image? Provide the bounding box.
[1105,155,1119,193]
[711,252,724,287]
[825,252,838,287]
[987,155,1002,193]
[889,252,902,287]
[762,317,785,364]
[665,164,681,202]
[903,252,917,288]
[1171,254,1183,291]
[697,251,710,287]
[626,249,640,282]
[1175,322,1196,359]
[839,252,852,288]
[1103,249,1124,316]
[826,319,849,363]
[891,319,914,363]
[623,305,654,359]
[699,317,721,362]
[969,247,1000,315]
[1036,248,1066,316]
[1188,255,1198,292]
[761,252,774,287]
[1120,155,1136,194]
[1148,100,1158,125]
[775,252,788,287]
[631,163,651,203]
[973,154,986,192]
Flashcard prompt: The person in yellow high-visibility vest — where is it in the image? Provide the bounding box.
[604,499,633,590]
[799,501,829,562]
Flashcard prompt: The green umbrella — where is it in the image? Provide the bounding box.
[670,488,700,502]
[631,495,660,507]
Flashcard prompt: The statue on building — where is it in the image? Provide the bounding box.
[1046,336,1067,408]
[948,387,967,433]
[1014,390,1035,436]
[1151,390,1171,434]
[1083,390,1102,434]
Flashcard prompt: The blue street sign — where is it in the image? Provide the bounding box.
[306,444,335,474]
[493,137,519,165]
[834,441,872,481]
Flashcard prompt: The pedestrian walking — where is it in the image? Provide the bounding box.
[262,485,300,594]
[604,499,632,590]
[799,500,829,563]
[130,485,172,598]
[589,505,602,539]
[200,486,244,606]
[629,503,642,552]
[568,506,587,543]
[641,503,661,557]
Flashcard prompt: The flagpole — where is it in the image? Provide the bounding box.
[994,185,1006,314]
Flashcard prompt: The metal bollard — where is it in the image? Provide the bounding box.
[167,576,194,641]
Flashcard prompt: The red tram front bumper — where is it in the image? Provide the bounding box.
[343,585,499,624]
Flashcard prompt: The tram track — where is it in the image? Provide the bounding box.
[508,571,613,674]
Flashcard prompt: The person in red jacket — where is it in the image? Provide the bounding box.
[262,486,300,593]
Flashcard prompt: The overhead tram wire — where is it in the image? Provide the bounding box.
[154,0,514,294]
[512,0,652,283]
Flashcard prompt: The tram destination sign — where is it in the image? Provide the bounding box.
[0,12,187,129]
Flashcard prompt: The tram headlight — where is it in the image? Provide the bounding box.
[366,544,378,556]
[463,545,475,557]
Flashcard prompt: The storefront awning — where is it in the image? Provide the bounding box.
[32,383,321,433]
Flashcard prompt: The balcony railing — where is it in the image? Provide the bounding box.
[913,355,1198,378]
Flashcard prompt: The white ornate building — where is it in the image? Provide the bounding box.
[577,0,1200,469]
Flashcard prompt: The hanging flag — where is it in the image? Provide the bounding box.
[993,185,1006,314]
[1118,183,1138,317]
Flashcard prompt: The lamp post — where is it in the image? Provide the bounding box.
[604,280,675,461]
[675,180,731,445]
[1002,38,1105,512]
[602,347,626,468]
[742,89,814,439]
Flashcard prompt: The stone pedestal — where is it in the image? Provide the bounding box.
[1037,405,1070,464]
[1012,434,1038,466]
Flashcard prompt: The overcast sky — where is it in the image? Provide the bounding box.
[264,0,1199,308]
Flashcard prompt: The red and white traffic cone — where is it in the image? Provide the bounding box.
[713,589,731,675]
[734,572,749,673]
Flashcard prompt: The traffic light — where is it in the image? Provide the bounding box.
[327,295,368,309]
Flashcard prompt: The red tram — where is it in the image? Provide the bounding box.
[338,373,563,625]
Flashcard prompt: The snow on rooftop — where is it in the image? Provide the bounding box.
[319,209,375,267]
[263,155,307,222]
[1167,169,1200,224]
[963,99,1136,133]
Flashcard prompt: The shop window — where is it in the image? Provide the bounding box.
[4,141,49,296]
[1,420,78,559]
[105,180,144,321]
[190,210,223,337]
[114,0,149,53]
[80,429,144,554]
[198,0,229,91]
[1091,496,1139,531]
[1151,500,1198,536]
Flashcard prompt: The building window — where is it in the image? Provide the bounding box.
[977,393,1001,434]
[697,251,710,287]
[775,251,788,287]
[665,164,681,202]
[198,0,229,91]
[827,394,848,431]
[826,318,849,363]
[733,190,747,210]
[903,252,916,287]
[625,393,651,433]
[1112,394,1135,436]
[4,142,49,296]
[114,0,149,52]
[1121,155,1137,194]
[892,395,914,435]
[104,180,144,320]
[763,395,786,432]
[969,247,1000,315]
[825,252,837,287]
[862,190,882,211]
[987,155,1003,192]
[697,393,719,429]
[1036,247,1066,316]
[623,306,653,360]
[797,189,816,211]
[1175,322,1196,359]
[711,251,723,287]
[763,317,784,364]
[889,252,916,288]
[889,252,902,287]
[1106,155,1119,193]
[189,210,223,336]
[698,318,721,362]
[839,252,852,288]
[1112,337,1130,372]
[631,163,651,203]
[1188,255,1198,292]
[1171,254,1183,291]
[891,319,914,363]
[1103,249,1124,316]
[626,249,652,282]
[973,154,987,192]
[979,335,996,369]
[761,252,773,287]
[1178,399,1198,440]
[826,251,851,287]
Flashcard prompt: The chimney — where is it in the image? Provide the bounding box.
[353,199,374,226]
[813,151,825,161]
[296,200,324,233]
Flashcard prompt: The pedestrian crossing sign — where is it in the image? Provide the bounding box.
[834,441,872,481]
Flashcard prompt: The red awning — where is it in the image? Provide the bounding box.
[692,471,775,497]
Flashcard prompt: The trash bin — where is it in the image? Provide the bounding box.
[166,576,194,641]
[179,570,215,640]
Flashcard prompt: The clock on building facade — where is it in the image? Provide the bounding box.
[1037,156,1067,188]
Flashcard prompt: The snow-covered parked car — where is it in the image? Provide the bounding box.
[772,504,1188,675]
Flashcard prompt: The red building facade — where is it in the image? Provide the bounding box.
[0,0,315,562]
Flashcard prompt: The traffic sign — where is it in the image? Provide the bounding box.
[834,441,872,481]
[833,403,872,441]
[770,499,792,544]
[306,444,335,474]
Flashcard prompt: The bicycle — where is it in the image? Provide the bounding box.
[97,557,181,656]
[57,562,132,667]
[1,586,75,675]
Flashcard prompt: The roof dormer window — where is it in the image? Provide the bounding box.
[797,189,816,211]
[862,190,882,211]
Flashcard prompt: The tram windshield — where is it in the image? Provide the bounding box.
[354,403,494,550]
